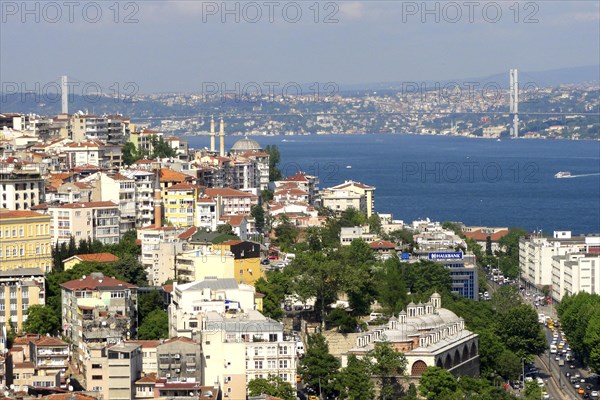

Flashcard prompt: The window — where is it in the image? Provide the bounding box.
[110,291,125,298]
[189,321,198,328]
[279,346,288,355]
[92,375,103,380]
[254,361,263,369]
[19,228,24,237]
[279,360,288,368]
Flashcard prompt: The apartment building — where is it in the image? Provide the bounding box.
[322,180,375,217]
[163,183,203,227]
[174,248,236,283]
[519,232,592,288]
[340,226,377,246]
[195,197,220,232]
[92,172,137,233]
[61,273,138,369]
[29,336,69,378]
[0,209,52,273]
[213,240,263,286]
[168,277,257,339]
[48,201,120,245]
[0,161,45,210]
[63,141,105,169]
[202,310,298,400]
[138,226,188,286]
[120,170,157,227]
[156,337,202,383]
[204,188,258,216]
[274,171,320,205]
[551,236,600,301]
[126,340,160,375]
[107,342,143,400]
[0,268,45,331]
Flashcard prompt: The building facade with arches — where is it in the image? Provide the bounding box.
[345,293,479,378]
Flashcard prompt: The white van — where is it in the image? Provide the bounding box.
[369,312,383,321]
[550,344,557,354]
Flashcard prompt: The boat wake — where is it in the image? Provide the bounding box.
[558,173,600,179]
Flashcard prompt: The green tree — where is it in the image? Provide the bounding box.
[137,309,168,340]
[247,375,296,400]
[122,141,140,165]
[405,260,452,297]
[254,273,289,321]
[368,214,382,235]
[339,240,377,316]
[374,257,408,315]
[264,144,283,181]
[216,223,234,235]
[524,380,542,400]
[419,366,458,400]
[138,290,165,323]
[113,254,148,287]
[251,204,265,233]
[584,310,600,372]
[22,305,60,335]
[327,308,358,333]
[491,285,522,315]
[367,341,407,400]
[274,215,299,251]
[150,135,176,159]
[299,334,340,398]
[497,304,547,357]
[336,354,375,400]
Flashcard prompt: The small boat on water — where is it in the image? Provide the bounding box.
[346,165,352,169]
[554,171,572,179]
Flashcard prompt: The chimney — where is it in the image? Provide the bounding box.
[210,116,215,152]
[154,169,162,228]
[219,117,225,157]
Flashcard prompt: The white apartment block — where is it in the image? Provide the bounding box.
[519,232,593,288]
[48,201,120,245]
[0,162,45,211]
[168,277,257,340]
[340,226,377,246]
[121,169,158,227]
[202,310,298,400]
[138,226,188,286]
[551,236,600,301]
[90,172,137,233]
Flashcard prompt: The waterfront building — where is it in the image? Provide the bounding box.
[340,226,377,246]
[519,231,596,289]
[322,180,375,217]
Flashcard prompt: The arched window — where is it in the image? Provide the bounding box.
[462,345,469,362]
[444,353,452,369]
[411,360,428,376]
[470,342,478,358]
[454,349,461,365]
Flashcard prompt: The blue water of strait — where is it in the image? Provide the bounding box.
[185,134,600,234]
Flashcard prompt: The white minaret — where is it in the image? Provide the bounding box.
[219,117,225,157]
[210,116,216,152]
[61,75,69,115]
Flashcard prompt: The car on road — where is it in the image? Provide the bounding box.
[590,390,599,398]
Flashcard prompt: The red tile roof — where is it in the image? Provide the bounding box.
[127,340,161,348]
[34,336,68,347]
[61,273,137,291]
[462,229,510,242]
[160,168,194,183]
[66,253,120,263]
[221,214,246,227]
[165,182,203,191]
[51,201,117,209]
[205,188,256,198]
[285,172,309,182]
[178,226,198,240]
[0,209,47,218]
[369,240,396,249]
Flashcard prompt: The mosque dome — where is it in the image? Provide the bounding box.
[231,137,262,152]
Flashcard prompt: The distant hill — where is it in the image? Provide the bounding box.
[337,65,600,92]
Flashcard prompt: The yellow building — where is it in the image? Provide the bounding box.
[214,240,263,286]
[0,209,52,273]
[163,183,203,227]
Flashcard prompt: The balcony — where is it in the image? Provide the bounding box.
[38,349,69,356]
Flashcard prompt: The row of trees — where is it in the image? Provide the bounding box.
[557,292,600,372]
[122,136,177,166]
[255,239,453,325]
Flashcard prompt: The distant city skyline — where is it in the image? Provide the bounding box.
[1,1,598,93]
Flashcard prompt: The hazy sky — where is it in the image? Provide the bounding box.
[1,0,599,93]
